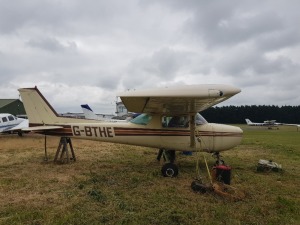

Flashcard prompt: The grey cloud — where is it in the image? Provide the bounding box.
[217,45,299,78]
[186,9,284,47]
[122,48,194,88]
[149,0,299,50]
[0,1,66,33]
[0,0,135,35]
[150,48,191,77]
[97,73,120,91]
[1,0,300,110]
[256,30,300,51]
[27,37,77,52]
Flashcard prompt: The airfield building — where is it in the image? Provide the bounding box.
[116,101,128,117]
[0,99,26,116]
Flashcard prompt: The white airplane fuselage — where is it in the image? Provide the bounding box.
[47,114,243,153]
[19,86,243,153]
[0,113,28,133]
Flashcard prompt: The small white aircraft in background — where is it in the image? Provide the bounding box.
[19,84,243,177]
[245,119,281,129]
[245,119,265,126]
[246,118,300,131]
[0,113,28,136]
[283,123,300,131]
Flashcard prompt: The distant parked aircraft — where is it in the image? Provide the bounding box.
[81,104,98,120]
[245,119,265,126]
[81,104,130,122]
[245,119,281,126]
[245,118,300,130]
[0,113,28,136]
[281,123,300,131]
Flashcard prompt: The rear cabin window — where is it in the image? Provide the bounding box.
[2,117,8,123]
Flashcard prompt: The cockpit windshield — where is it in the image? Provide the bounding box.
[196,113,208,125]
[130,113,152,125]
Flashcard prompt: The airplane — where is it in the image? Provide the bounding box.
[0,113,29,136]
[280,123,300,131]
[245,119,264,126]
[81,104,131,122]
[19,84,243,177]
[245,118,281,129]
[81,104,98,120]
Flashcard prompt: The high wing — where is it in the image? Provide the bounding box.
[118,84,241,114]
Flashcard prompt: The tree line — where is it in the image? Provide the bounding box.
[201,105,300,124]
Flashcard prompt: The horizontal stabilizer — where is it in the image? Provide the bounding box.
[22,126,64,131]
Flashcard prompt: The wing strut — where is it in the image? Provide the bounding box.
[190,114,195,148]
[141,97,150,112]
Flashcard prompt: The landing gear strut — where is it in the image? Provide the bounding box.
[212,152,225,165]
[157,149,178,177]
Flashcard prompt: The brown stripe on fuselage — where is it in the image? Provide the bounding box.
[114,127,242,137]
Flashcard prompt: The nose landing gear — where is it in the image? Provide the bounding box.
[157,149,178,177]
[212,152,225,165]
[161,163,179,177]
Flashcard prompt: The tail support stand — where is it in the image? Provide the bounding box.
[44,135,48,161]
[54,137,76,163]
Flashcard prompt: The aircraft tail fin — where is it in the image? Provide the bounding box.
[245,119,252,125]
[81,104,98,120]
[18,87,87,125]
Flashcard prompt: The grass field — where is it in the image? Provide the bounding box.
[0,125,299,225]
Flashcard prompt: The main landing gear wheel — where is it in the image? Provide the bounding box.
[161,163,178,177]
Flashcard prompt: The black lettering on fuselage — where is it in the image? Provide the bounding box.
[92,127,98,137]
[107,127,113,137]
[73,126,80,136]
[98,127,107,137]
[85,126,92,136]
[72,125,114,138]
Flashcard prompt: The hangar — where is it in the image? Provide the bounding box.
[0,99,26,116]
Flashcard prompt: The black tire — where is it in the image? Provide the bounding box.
[161,163,178,177]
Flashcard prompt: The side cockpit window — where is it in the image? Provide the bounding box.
[162,113,207,128]
[130,113,152,125]
[162,116,188,128]
[8,115,15,121]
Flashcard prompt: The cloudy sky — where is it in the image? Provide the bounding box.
[1,0,300,114]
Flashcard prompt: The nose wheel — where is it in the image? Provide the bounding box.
[157,149,178,177]
[161,163,179,177]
